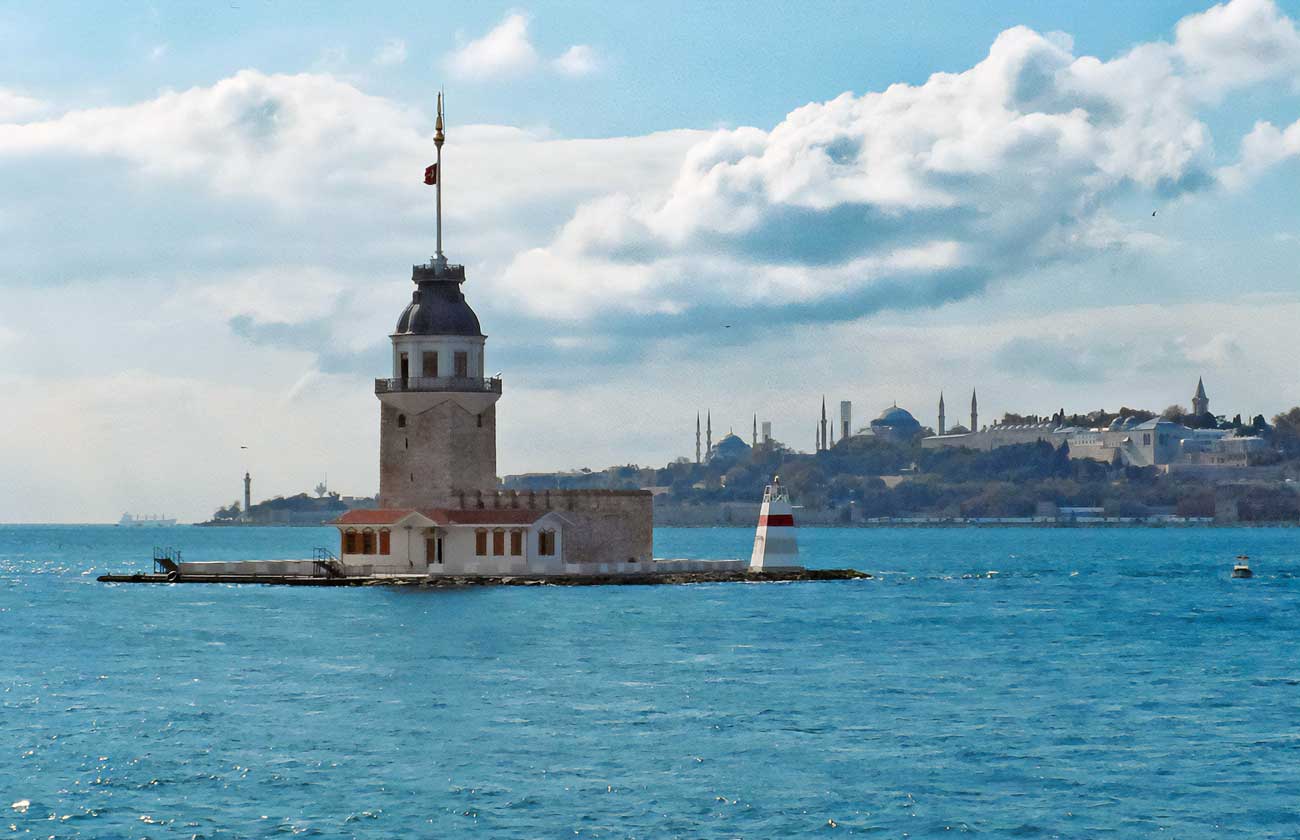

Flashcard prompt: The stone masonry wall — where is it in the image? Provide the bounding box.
[379,400,497,509]
[458,488,654,565]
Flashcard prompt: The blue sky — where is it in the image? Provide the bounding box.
[2,1,1299,521]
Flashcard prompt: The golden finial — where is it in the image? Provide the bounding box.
[434,90,444,147]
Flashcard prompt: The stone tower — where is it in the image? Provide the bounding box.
[938,391,946,436]
[1192,377,1209,416]
[243,472,251,515]
[377,93,501,509]
[970,389,978,433]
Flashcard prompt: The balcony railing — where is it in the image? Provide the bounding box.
[375,376,503,395]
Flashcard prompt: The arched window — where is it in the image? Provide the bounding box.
[474,529,488,556]
[342,529,358,555]
[379,529,391,555]
[396,414,407,428]
[492,529,505,556]
[362,529,376,555]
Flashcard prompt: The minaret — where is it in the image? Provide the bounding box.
[243,472,251,515]
[1193,377,1209,416]
[970,389,979,433]
[706,411,713,455]
[938,391,946,436]
[819,397,828,452]
[377,91,500,509]
[753,414,758,447]
[695,413,701,464]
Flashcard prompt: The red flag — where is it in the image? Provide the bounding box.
[423,163,437,185]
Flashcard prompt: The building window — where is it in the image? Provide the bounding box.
[1143,434,1151,446]
[397,414,406,428]
[477,414,483,428]
[399,353,409,381]
[492,529,505,556]
[475,529,488,556]
[343,530,357,554]
[379,529,391,555]
[538,529,556,556]
[422,351,438,377]
[510,530,523,556]
[454,351,468,378]
[362,529,376,555]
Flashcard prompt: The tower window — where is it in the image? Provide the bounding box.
[454,351,468,378]
[477,414,483,428]
[397,414,406,428]
[422,351,438,378]
[399,353,409,381]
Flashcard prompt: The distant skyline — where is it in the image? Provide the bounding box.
[2,0,1300,521]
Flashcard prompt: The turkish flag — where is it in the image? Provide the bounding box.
[423,164,437,185]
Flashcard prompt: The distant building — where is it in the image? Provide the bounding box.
[709,432,752,464]
[1192,377,1210,416]
[922,380,1267,472]
[864,404,923,443]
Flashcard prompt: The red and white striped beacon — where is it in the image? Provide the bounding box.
[750,476,801,570]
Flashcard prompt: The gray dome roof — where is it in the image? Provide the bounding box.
[874,406,919,426]
[394,264,484,337]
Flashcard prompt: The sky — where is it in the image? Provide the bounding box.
[2,0,1299,523]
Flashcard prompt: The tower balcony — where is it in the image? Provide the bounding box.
[375,376,503,396]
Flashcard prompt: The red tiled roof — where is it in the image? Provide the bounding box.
[333,508,416,525]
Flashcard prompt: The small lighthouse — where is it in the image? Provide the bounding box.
[750,476,801,570]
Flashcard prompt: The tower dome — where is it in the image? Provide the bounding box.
[394,264,484,337]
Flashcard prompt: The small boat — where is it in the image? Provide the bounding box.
[1231,555,1253,579]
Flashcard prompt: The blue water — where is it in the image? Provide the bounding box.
[3,525,1299,837]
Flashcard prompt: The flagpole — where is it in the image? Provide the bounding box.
[434,91,445,271]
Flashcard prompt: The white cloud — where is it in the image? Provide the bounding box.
[373,38,408,67]
[446,13,538,80]
[0,88,47,122]
[1218,117,1300,187]
[505,0,1300,327]
[553,44,600,77]
[1174,0,1300,94]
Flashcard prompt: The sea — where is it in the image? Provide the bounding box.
[2,524,1299,838]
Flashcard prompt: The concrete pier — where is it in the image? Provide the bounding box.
[97,567,869,587]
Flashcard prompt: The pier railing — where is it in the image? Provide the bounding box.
[374,376,502,395]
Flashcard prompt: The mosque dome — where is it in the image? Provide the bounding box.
[394,265,484,337]
[708,432,752,463]
[875,406,918,426]
[870,404,923,442]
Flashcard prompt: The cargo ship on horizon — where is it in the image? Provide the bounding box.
[117,513,177,527]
